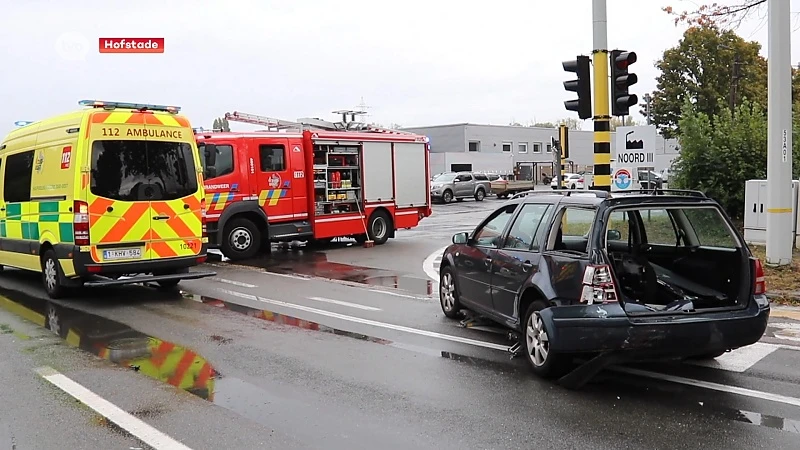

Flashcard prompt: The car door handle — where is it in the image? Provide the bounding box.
[522,260,533,269]
[153,215,170,220]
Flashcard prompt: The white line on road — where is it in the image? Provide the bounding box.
[368,289,431,300]
[261,271,311,281]
[307,296,382,311]
[219,289,511,351]
[688,342,780,372]
[210,277,257,288]
[611,366,800,408]
[422,246,448,283]
[35,366,193,450]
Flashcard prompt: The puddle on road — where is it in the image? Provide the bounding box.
[0,287,217,402]
[210,246,435,297]
[183,291,514,372]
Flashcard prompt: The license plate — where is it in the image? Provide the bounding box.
[103,248,142,260]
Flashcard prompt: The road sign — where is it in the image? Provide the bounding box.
[615,125,656,167]
[613,168,633,190]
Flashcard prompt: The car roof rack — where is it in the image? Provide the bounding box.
[510,189,611,200]
[612,188,706,198]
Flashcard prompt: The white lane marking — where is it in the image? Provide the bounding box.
[770,322,800,342]
[422,246,448,283]
[368,289,430,300]
[262,272,311,281]
[210,278,257,288]
[688,342,780,372]
[307,296,381,311]
[611,366,800,408]
[218,289,511,351]
[35,366,193,450]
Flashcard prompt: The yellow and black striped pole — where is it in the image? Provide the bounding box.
[559,124,568,189]
[592,0,611,192]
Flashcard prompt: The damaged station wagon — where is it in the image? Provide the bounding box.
[438,189,770,383]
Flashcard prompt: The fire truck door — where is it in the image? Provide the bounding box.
[287,139,308,218]
[254,138,293,219]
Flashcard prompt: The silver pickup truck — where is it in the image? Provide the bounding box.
[430,172,492,203]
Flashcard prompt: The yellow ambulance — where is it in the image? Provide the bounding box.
[0,100,215,298]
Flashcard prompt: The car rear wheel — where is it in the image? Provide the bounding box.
[439,266,462,319]
[474,189,485,201]
[367,211,391,245]
[523,301,570,378]
[42,250,67,299]
[222,217,261,260]
[442,190,453,203]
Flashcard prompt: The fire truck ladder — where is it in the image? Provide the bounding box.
[224,110,415,135]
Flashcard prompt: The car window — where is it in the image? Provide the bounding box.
[606,211,631,242]
[547,207,596,253]
[259,144,286,172]
[472,205,516,247]
[640,209,679,245]
[503,204,551,251]
[473,174,488,181]
[682,207,738,248]
[198,143,234,180]
[456,174,473,182]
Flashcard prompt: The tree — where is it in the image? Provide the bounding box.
[663,1,766,27]
[671,99,767,218]
[532,122,556,128]
[609,116,639,131]
[648,24,767,138]
[556,118,582,130]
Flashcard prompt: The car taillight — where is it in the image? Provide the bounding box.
[753,258,766,295]
[73,200,90,246]
[580,264,618,304]
[578,178,584,183]
[200,198,208,237]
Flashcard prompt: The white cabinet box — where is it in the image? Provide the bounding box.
[743,179,800,247]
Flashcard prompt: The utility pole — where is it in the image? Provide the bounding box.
[592,0,611,192]
[730,54,741,116]
[559,124,569,189]
[766,0,793,266]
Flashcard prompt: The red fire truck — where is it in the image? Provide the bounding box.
[195,111,432,260]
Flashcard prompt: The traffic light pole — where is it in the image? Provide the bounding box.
[559,124,568,189]
[591,0,611,192]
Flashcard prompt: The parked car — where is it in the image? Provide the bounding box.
[430,171,491,203]
[437,188,770,379]
[551,173,582,189]
[638,170,664,190]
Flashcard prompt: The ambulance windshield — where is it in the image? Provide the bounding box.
[90,140,198,201]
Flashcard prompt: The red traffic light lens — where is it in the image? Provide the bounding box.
[614,51,637,69]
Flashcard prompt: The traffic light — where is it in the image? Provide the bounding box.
[610,50,638,116]
[550,136,560,153]
[562,55,592,120]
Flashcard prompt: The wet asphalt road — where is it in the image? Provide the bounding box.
[0,195,799,449]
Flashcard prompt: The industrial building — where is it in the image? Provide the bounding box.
[401,123,680,183]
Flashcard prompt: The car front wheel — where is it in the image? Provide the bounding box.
[439,266,462,319]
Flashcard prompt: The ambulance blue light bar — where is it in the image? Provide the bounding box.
[78,100,181,113]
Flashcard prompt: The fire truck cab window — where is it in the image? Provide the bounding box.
[199,143,234,180]
[259,145,285,172]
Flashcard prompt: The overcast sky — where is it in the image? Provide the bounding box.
[2,0,800,136]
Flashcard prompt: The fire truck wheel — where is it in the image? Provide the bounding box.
[367,211,391,245]
[222,217,261,260]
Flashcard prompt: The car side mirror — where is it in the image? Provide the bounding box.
[204,143,217,167]
[452,232,469,244]
[453,178,461,183]
[607,229,622,241]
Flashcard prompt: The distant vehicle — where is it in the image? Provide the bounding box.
[491,179,537,199]
[551,173,583,190]
[430,172,490,203]
[437,188,770,380]
[660,168,671,182]
[638,170,664,190]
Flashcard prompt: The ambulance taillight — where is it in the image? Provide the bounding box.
[73,200,90,246]
[200,198,208,238]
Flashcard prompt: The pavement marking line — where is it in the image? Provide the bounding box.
[770,308,800,320]
[219,289,511,351]
[611,366,800,408]
[34,366,193,450]
[688,342,780,372]
[422,246,448,282]
[261,271,311,281]
[210,277,258,288]
[368,289,430,300]
[307,296,382,311]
